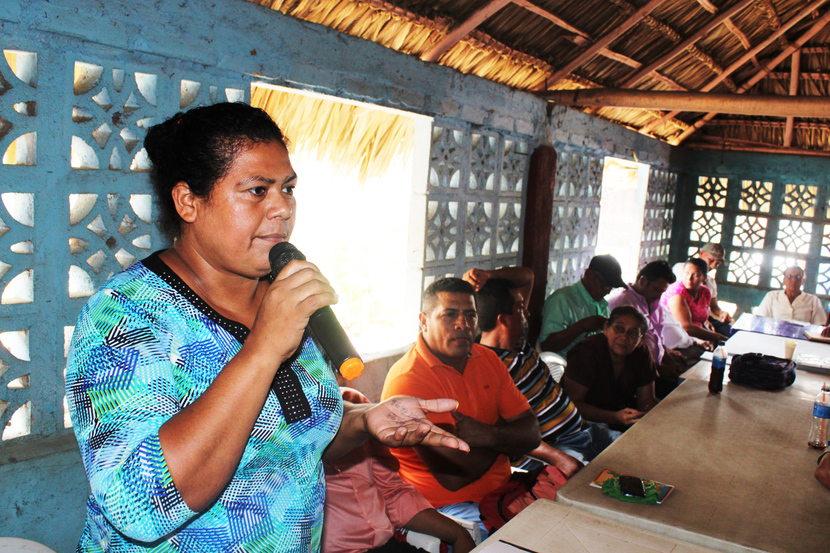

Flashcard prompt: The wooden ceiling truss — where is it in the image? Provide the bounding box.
[258,0,830,155]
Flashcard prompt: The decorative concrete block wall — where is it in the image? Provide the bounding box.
[676,150,830,315]
[545,106,678,296]
[548,151,603,293]
[639,168,678,267]
[423,120,531,287]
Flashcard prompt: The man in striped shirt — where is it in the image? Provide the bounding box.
[465,267,620,468]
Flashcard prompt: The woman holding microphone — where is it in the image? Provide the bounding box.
[66,103,466,552]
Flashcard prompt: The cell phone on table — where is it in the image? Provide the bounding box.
[618,474,646,497]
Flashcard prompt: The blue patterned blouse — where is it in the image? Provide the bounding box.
[66,252,343,552]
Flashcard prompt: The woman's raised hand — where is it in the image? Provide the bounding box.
[364,396,470,451]
[250,259,337,366]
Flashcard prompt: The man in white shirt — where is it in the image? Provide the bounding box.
[755,266,826,325]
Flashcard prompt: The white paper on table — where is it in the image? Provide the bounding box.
[477,540,539,553]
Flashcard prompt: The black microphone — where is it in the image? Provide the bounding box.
[269,242,364,380]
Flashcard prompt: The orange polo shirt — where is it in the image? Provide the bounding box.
[381,334,531,507]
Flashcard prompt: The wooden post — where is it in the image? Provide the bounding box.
[784,49,801,147]
[521,145,556,344]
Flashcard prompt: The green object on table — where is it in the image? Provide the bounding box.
[601,477,660,504]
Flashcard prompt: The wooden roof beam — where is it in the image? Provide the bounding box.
[585,0,751,125]
[783,49,801,147]
[545,88,830,118]
[709,120,830,131]
[723,18,752,51]
[765,71,830,80]
[594,48,686,90]
[686,140,830,158]
[544,0,668,89]
[422,0,644,77]
[695,0,755,64]
[674,9,830,145]
[693,0,717,12]
[510,0,590,39]
[421,0,512,62]
[638,0,829,135]
[621,0,755,88]
[723,18,759,68]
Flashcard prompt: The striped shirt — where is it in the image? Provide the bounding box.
[489,340,583,468]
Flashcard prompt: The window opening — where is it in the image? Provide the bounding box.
[252,84,430,357]
[595,157,650,283]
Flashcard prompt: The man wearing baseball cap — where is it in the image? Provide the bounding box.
[672,242,731,335]
[539,254,627,357]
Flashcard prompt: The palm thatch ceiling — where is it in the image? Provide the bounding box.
[250,0,830,157]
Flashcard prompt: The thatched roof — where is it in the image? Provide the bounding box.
[250,0,830,157]
[251,85,415,181]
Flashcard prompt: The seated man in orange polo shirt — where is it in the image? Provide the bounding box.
[382,278,541,538]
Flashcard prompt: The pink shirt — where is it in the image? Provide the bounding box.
[661,281,711,327]
[322,390,432,553]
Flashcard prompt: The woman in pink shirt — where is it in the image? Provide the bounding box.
[661,258,728,348]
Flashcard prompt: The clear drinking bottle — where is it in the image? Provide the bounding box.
[808,383,830,449]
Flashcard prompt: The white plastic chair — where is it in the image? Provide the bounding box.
[540,351,566,383]
[402,514,482,552]
[0,538,57,553]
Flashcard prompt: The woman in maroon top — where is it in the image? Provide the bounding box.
[563,306,658,431]
[661,258,728,348]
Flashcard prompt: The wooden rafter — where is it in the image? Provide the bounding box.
[621,0,754,88]
[784,49,801,147]
[693,0,717,12]
[709,120,830,132]
[723,19,752,51]
[544,0,668,89]
[421,0,512,62]
[420,0,679,93]
[686,140,830,158]
[674,10,830,145]
[695,0,754,61]
[511,0,589,39]
[545,88,830,118]
[765,71,830,80]
[639,0,829,136]
[587,0,753,126]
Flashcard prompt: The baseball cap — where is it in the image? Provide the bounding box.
[701,243,725,260]
[588,254,626,288]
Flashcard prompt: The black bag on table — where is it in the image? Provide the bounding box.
[728,353,796,390]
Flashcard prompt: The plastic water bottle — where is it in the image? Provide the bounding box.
[709,342,726,394]
[808,383,830,449]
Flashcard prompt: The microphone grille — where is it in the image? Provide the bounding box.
[269,242,306,282]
